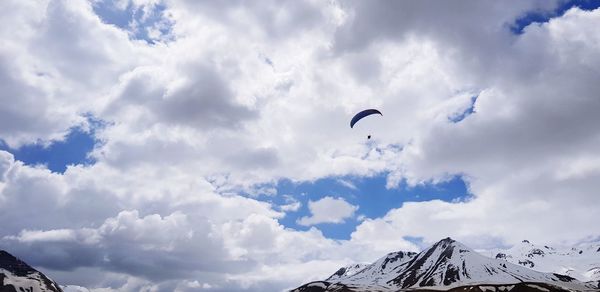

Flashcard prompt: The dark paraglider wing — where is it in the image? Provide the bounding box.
[350,109,382,128]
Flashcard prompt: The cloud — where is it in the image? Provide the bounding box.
[107,62,258,130]
[346,6,600,248]
[337,179,358,190]
[333,0,558,55]
[1,0,600,291]
[297,196,358,226]
[0,0,142,147]
[0,150,413,290]
[5,229,79,243]
[280,195,302,212]
[2,210,236,280]
[1,0,426,290]
[0,150,13,181]
[166,0,329,40]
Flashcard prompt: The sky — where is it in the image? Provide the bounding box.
[1,0,600,291]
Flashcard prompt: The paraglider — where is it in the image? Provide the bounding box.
[350,109,382,139]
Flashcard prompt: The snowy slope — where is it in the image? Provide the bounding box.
[0,250,63,292]
[327,251,416,286]
[326,263,369,282]
[387,238,587,290]
[292,238,594,291]
[493,239,600,283]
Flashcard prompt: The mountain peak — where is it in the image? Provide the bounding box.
[324,250,418,285]
[292,237,592,291]
[0,249,63,292]
[0,249,37,277]
[431,237,472,252]
[388,237,478,288]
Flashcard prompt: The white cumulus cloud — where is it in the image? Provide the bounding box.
[297,196,358,226]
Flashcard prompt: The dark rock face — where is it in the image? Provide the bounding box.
[290,281,357,292]
[290,281,329,292]
[495,253,507,259]
[388,237,463,289]
[332,267,347,278]
[0,251,37,277]
[388,241,443,288]
[418,282,575,292]
[527,248,545,258]
[381,251,416,271]
[290,281,575,292]
[518,259,535,268]
[442,265,460,286]
[0,275,19,292]
[325,264,367,281]
[552,273,575,282]
[0,250,63,292]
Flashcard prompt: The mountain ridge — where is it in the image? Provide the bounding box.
[492,239,600,283]
[0,249,63,292]
[292,237,598,292]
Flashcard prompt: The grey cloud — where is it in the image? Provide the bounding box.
[96,61,277,173]
[0,54,76,146]
[0,164,119,235]
[0,210,251,282]
[32,1,128,88]
[0,153,285,286]
[157,64,257,129]
[0,151,13,180]
[100,240,237,280]
[107,62,257,130]
[399,16,600,183]
[344,51,382,84]
[334,0,556,53]
[377,8,600,245]
[332,0,564,86]
[0,0,137,147]
[171,0,326,39]
[330,1,600,188]
[2,240,104,271]
[226,147,280,170]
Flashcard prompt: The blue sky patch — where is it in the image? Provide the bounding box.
[449,95,477,123]
[0,118,104,173]
[92,1,130,29]
[267,174,470,240]
[92,1,172,44]
[511,0,600,34]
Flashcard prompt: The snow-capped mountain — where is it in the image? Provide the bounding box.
[387,238,587,290]
[326,263,370,282]
[493,239,600,284]
[292,238,596,291]
[326,251,416,287]
[0,250,63,292]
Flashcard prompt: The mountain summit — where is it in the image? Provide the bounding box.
[493,239,600,284]
[0,250,63,292]
[292,238,595,291]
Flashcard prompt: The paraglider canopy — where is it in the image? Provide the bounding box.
[350,109,382,128]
